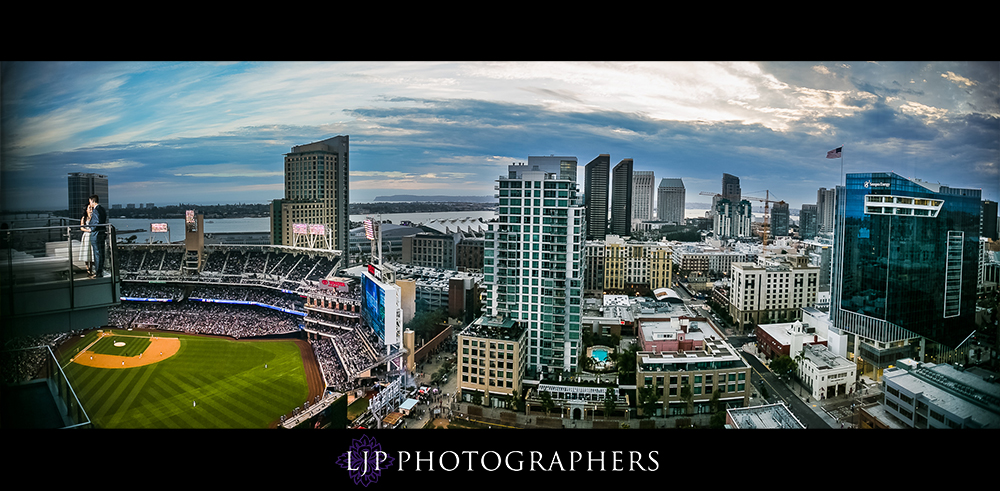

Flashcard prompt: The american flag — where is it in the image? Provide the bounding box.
[826,146,843,159]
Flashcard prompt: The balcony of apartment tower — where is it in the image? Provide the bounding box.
[2,223,121,337]
[1,222,120,428]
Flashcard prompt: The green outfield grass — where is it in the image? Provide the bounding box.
[60,330,309,429]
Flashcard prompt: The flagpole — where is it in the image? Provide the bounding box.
[840,143,845,187]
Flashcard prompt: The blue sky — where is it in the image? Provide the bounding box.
[2,61,997,214]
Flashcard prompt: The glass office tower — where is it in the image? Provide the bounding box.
[831,172,981,371]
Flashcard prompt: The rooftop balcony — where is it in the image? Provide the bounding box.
[1,224,120,339]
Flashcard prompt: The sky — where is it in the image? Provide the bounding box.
[2,61,998,215]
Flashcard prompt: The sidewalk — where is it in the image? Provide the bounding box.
[740,342,878,429]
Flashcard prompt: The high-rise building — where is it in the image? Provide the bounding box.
[68,173,108,220]
[584,154,610,240]
[631,170,655,222]
[817,187,836,234]
[982,200,998,241]
[656,178,685,225]
[831,172,981,375]
[526,155,578,182]
[799,204,819,239]
[770,201,790,237]
[722,173,741,203]
[610,159,633,236]
[712,198,752,238]
[270,136,350,254]
[484,162,585,379]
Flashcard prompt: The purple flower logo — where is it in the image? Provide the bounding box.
[336,435,394,487]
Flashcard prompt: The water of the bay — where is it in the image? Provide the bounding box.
[111,210,498,243]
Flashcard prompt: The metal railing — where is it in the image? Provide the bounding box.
[1,223,118,316]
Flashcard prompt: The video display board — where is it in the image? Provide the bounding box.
[362,272,386,342]
[362,270,399,346]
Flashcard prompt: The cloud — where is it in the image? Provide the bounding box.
[941,71,977,87]
[171,163,282,178]
[352,171,415,179]
[68,159,145,170]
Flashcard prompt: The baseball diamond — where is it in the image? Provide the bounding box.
[59,329,322,429]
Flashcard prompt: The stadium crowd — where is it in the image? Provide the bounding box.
[110,301,301,339]
[1,331,74,386]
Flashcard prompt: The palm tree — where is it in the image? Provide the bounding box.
[794,350,807,397]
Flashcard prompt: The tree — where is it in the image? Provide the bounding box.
[509,389,524,413]
[770,355,797,383]
[709,388,722,413]
[603,388,617,417]
[680,383,694,415]
[539,390,555,415]
[403,306,448,341]
[637,386,659,417]
[794,350,807,396]
[709,410,727,429]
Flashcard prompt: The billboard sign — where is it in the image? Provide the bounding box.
[362,271,400,346]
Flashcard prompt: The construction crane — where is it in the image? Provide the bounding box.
[699,190,786,246]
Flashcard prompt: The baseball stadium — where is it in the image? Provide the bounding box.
[1,216,405,429]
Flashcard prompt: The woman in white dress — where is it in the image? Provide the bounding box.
[79,204,94,274]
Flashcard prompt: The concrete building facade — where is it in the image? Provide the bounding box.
[632,170,655,222]
[656,178,686,225]
[635,316,751,416]
[271,136,350,254]
[729,259,819,331]
[457,315,528,409]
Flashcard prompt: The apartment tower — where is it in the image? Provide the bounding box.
[484,162,586,380]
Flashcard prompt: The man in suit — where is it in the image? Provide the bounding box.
[88,194,108,278]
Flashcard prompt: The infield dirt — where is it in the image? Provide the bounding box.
[71,332,181,369]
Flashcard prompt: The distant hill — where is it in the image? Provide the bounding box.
[372,195,494,203]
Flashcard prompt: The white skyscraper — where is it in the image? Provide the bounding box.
[632,170,655,221]
[657,178,686,224]
[817,187,836,234]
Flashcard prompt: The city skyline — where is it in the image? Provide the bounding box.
[2,61,997,213]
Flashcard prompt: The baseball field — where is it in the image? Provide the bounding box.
[59,329,315,429]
